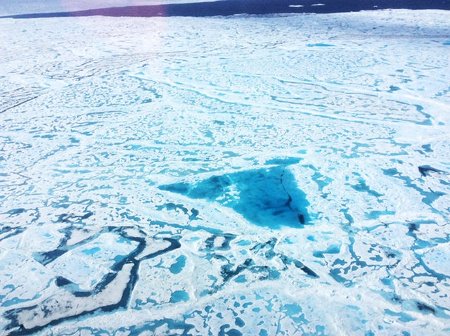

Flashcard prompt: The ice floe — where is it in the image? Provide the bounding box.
[0,8,449,336]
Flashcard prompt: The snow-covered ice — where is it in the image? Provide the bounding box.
[0,9,449,335]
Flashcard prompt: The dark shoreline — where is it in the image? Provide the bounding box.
[2,0,450,19]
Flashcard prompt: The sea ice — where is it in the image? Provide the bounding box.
[0,8,449,336]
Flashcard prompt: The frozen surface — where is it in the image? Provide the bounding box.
[0,9,450,335]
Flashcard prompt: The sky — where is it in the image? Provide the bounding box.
[0,0,215,16]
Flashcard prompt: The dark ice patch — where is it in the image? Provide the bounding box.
[6,208,26,216]
[265,157,301,165]
[56,211,93,223]
[418,165,444,177]
[416,302,436,314]
[307,43,335,47]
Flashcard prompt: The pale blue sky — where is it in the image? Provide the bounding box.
[0,0,217,16]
